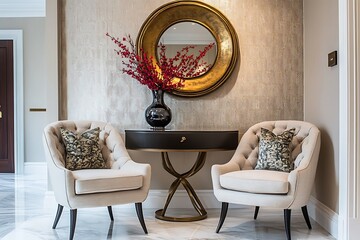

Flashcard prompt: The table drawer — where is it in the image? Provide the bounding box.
[125,130,238,151]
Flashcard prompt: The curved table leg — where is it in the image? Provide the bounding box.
[155,152,208,222]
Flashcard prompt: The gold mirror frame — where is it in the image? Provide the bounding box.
[136,0,239,97]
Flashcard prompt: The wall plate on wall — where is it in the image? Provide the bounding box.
[328,51,337,67]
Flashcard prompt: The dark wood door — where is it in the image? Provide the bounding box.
[0,40,14,173]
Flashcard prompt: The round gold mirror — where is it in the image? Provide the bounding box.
[137,0,239,97]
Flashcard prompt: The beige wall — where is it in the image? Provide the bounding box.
[60,0,303,189]
[304,0,339,213]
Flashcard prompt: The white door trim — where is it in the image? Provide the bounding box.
[338,0,360,239]
[0,30,24,174]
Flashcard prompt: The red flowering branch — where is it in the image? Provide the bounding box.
[106,33,215,91]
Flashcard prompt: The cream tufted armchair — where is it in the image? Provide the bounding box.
[43,120,151,240]
[211,120,321,240]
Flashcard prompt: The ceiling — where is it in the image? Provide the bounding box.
[0,0,45,17]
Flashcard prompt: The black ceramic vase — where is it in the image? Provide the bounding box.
[145,89,172,129]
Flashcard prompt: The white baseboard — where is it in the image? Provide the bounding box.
[24,162,47,177]
[308,196,338,239]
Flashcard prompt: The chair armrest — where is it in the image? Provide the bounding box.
[287,134,321,208]
[121,160,151,193]
[287,166,313,208]
[211,162,240,190]
[43,133,77,207]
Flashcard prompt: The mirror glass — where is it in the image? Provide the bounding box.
[158,22,217,78]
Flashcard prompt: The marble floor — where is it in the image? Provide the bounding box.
[0,173,336,240]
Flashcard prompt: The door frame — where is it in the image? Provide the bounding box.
[0,30,24,174]
[339,0,360,239]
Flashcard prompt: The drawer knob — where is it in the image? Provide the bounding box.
[180,136,187,143]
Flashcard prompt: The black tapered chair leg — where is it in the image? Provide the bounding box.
[254,206,260,220]
[301,205,312,229]
[107,206,114,221]
[52,204,64,229]
[284,209,291,240]
[216,202,229,233]
[69,209,77,240]
[135,203,148,234]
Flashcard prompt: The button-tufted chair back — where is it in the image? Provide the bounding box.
[230,120,320,172]
[44,120,131,170]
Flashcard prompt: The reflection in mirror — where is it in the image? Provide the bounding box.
[158,22,217,78]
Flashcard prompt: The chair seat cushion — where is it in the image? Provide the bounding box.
[220,170,289,194]
[72,169,143,194]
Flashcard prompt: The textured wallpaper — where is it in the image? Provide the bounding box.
[60,0,303,189]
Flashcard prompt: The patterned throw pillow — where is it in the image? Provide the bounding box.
[255,127,296,172]
[60,127,106,170]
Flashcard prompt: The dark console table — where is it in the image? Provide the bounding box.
[125,130,238,222]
